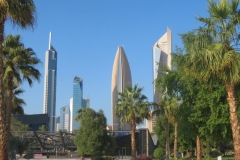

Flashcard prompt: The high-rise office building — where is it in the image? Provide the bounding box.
[70,76,87,131]
[111,46,132,130]
[147,28,172,133]
[60,105,70,131]
[69,98,74,132]
[83,98,90,109]
[55,116,60,132]
[43,32,57,132]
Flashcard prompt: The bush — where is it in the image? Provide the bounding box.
[92,156,115,160]
[153,148,164,159]
[136,154,153,160]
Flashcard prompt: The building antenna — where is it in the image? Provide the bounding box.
[49,32,52,50]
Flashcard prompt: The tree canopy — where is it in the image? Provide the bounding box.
[74,108,115,158]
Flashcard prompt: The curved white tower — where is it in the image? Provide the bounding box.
[153,27,172,104]
[147,28,172,133]
[111,46,132,130]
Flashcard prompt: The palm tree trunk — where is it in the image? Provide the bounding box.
[173,122,178,159]
[196,135,202,160]
[6,78,13,157]
[165,117,170,160]
[225,84,240,160]
[131,119,136,160]
[0,20,8,160]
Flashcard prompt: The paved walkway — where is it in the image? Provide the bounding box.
[18,158,91,160]
[17,156,132,160]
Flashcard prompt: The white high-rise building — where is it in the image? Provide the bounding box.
[147,28,172,133]
[43,32,57,132]
[69,98,73,132]
[60,105,70,131]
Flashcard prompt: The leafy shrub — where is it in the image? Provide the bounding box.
[92,156,115,160]
[136,154,153,160]
[153,148,164,158]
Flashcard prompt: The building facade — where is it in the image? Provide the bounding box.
[70,76,87,131]
[147,28,172,132]
[146,111,157,133]
[111,46,132,131]
[15,114,49,131]
[60,105,70,131]
[55,116,60,132]
[83,98,90,109]
[43,32,57,132]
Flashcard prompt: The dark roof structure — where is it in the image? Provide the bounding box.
[14,114,49,131]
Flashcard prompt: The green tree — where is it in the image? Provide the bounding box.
[153,97,178,160]
[75,108,86,121]
[0,1,37,159]
[156,45,232,160]
[116,84,151,160]
[74,108,115,158]
[153,115,167,159]
[155,66,182,159]
[11,117,29,132]
[38,125,46,131]
[2,34,40,158]
[10,117,29,159]
[11,86,26,115]
[183,0,240,159]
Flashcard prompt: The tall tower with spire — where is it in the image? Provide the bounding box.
[43,32,57,132]
[111,46,132,130]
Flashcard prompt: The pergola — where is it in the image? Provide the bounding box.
[11,131,77,151]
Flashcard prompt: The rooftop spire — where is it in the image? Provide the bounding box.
[49,32,52,50]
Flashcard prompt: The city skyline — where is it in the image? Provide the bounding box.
[5,1,210,125]
[43,32,57,132]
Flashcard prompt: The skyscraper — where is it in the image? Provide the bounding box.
[55,116,60,132]
[111,46,132,130]
[43,32,57,132]
[70,76,86,131]
[82,98,90,109]
[60,105,70,131]
[147,28,172,133]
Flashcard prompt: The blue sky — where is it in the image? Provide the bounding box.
[5,0,209,125]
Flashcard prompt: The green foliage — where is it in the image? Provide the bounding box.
[153,116,166,152]
[11,117,29,132]
[116,84,152,125]
[92,156,115,160]
[136,154,153,160]
[38,125,46,131]
[154,44,233,156]
[74,108,116,157]
[116,84,152,159]
[10,136,29,159]
[153,148,164,159]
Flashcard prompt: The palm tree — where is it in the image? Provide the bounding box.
[184,0,240,159]
[0,1,36,159]
[115,84,151,160]
[153,97,178,160]
[11,85,26,115]
[2,34,40,158]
